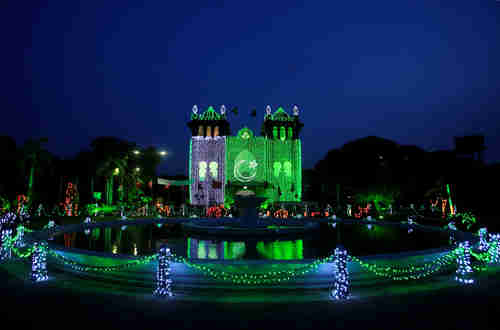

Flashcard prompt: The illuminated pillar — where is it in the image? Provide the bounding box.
[488,234,500,264]
[153,245,173,297]
[31,241,48,282]
[15,225,25,248]
[455,241,473,284]
[478,228,488,252]
[1,229,12,262]
[330,246,350,300]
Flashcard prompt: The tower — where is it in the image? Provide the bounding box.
[261,105,303,202]
[188,105,229,206]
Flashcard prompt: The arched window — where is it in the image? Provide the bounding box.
[273,162,282,177]
[280,127,286,141]
[209,161,218,179]
[198,125,204,136]
[206,126,212,137]
[199,161,207,181]
[273,127,278,139]
[214,126,219,137]
[283,161,292,177]
[288,127,293,139]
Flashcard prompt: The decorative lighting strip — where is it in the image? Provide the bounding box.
[488,234,500,264]
[455,241,474,284]
[48,250,158,272]
[1,229,12,262]
[478,228,489,252]
[31,241,48,282]
[153,246,173,297]
[330,247,350,300]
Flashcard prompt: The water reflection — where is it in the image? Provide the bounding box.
[53,223,449,259]
[187,238,304,260]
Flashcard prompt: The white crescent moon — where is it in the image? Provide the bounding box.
[234,160,257,182]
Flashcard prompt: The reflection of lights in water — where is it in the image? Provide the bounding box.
[367,224,373,230]
[197,241,206,259]
[133,243,138,256]
[208,246,217,259]
[227,242,245,259]
[112,245,118,254]
[256,240,303,260]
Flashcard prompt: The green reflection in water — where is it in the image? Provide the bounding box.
[256,240,303,260]
[224,242,246,259]
[198,240,206,259]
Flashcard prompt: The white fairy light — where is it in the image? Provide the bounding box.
[31,241,48,282]
[478,227,488,252]
[330,246,350,300]
[15,225,25,248]
[84,216,92,235]
[488,233,500,264]
[153,245,173,297]
[455,241,474,284]
[1,229,13,262]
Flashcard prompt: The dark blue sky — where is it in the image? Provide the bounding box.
[3,1,500,175]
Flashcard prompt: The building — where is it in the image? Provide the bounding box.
[187,105,304,206]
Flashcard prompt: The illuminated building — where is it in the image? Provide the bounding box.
[188,105,303,206]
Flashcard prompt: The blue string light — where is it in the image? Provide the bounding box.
[1,229,12,262]
[330,246,350,300]
[153,245,173,297]
[488,233,500,264]
[31,241,48,282]
[455,241,474,284]
[478,228,488,252]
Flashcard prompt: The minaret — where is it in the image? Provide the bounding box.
[261,105,304,140]
[187,105,230,137]
[187,105,228,206]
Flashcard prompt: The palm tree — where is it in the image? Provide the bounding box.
[91,137,135,206]
[18,138,52,204]
[96,156,127,205]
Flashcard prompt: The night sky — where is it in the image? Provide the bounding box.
[3,1,500,175]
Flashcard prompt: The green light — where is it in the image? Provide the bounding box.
[225,129,301,202]
[256,240,303,260]
[197,240,206,259]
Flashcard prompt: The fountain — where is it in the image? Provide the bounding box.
[182,191,319,237]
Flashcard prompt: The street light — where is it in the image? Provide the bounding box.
[133,150,140,155]
[135,167,141,172]
[159,150,167,156]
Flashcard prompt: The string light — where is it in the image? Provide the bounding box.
[488,234,500,264]
[31,241,48,282]
[447,221,457,246]
[14,225,26,248]
[10,220,500,295]
[455,241,474,284]
[478,228,488,252]
[1,229,13,262]
[84,217,92,235]
[153,246,173,297]
[330,246,350,300]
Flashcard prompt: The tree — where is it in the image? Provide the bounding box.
[354,184,400,214]
[18,138,52,204]
[91,137,135,205]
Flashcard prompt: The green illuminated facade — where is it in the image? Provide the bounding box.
[188,105,303,206]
